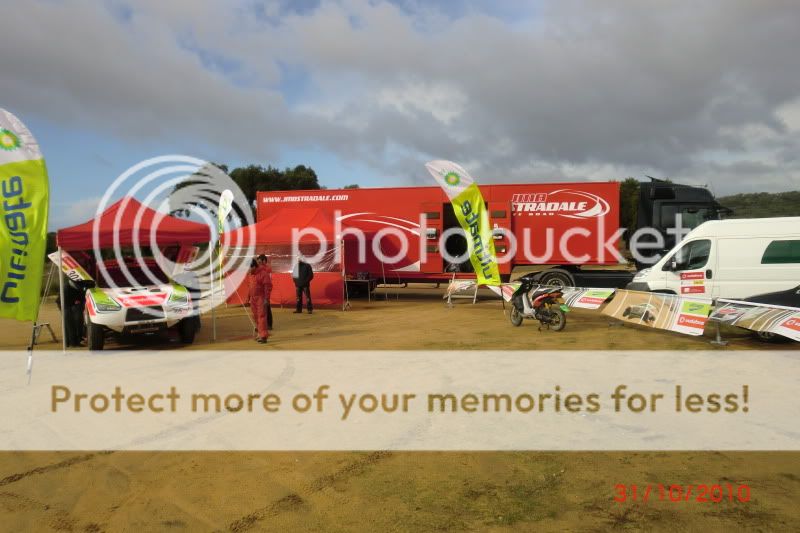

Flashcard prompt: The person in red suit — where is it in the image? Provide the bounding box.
[248,258,272,344]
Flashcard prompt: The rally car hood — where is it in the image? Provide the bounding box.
[88,283,188,308]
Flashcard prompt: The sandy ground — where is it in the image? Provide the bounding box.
[1,287,798,531]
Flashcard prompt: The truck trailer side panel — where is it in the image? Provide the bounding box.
[257,182,621,283]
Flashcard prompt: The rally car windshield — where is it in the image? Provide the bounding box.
[97,265,169,288]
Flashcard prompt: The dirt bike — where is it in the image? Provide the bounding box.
[509,274,569,331]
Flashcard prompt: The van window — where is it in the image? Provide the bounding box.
[667,239,711,271]
[761,240,800,264]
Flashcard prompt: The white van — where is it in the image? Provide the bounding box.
[627,217,800,300]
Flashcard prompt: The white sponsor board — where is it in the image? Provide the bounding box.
[48,250,92,282]
[711,300,800,342]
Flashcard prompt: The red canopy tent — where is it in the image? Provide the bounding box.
[57,197,210,250]
[222,208,369,309]
[53,197,212,350]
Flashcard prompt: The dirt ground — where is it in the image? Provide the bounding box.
[4,286,795,352]
[1,287,798,531]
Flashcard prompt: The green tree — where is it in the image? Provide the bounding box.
[170,163,321,217]
[343,184,360,189]
[229,164,320,206]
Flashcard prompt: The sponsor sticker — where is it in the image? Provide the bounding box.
[510,189,610,219]
[681,301,712,316]
[578,296,607,306]
[116,294,169,307]
[780,317,800,332]
[680,272,705,281]
[681,286,706,294]
[677,314,708,329]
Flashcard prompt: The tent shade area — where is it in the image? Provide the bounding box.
[52,196,213,351]
[223,208,376,308]
[56,197,211,251]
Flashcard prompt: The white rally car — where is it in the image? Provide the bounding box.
[83,259,198,350]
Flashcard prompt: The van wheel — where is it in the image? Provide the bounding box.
[539,270,574,288]
[179,319,197,344]
[87,320,105,351]
[755,331,789,343]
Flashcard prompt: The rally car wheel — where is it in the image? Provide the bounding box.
[87,320,105,351]
[178,318,197,344]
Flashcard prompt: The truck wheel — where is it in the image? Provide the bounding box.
[509,306,523,327]
[179,318,197,344]
[87,320,105,351]
[539,270,574,288]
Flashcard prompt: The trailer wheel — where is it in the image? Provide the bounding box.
[87,320,105,351]
[539,269,574,288]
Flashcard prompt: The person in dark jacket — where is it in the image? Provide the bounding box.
[57,275,85,347]
[257,254,273,329]
[292,257,313,314]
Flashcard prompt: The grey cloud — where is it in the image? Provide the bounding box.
[2,0,799,194]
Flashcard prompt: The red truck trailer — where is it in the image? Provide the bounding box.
[257,182,628,287]
[256,179,725,289]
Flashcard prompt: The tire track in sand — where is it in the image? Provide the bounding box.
[226,451,393,532]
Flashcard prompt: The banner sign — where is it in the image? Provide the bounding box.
[0,109,49,322]
[218,189,233,236]
[562,287,616,310]
[48,250,93,282]
[425,160,501,286]
[602,289,712,336]
[476,283,614,308]
[444,280,476,299]
[710,300,800,342]
[488,282,520,302]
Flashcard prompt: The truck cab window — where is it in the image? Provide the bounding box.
[661,205,715,230]
[667,239,711,271]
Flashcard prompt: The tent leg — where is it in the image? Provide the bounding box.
[209,244,216,342]
[380,242,387,303]
[58,247,67,354]
[341,238,351,311]
[31,262,58,347]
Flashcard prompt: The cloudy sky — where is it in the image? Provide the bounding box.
[2,0,799,228]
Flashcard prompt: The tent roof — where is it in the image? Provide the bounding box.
[56,197,211,251]
[223,207,361,246]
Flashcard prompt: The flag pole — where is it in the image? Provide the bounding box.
[58,247,66,353]
[209,242,216,342]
